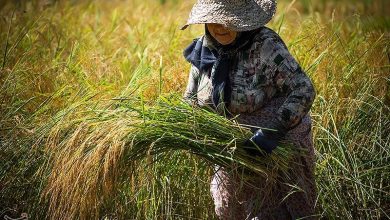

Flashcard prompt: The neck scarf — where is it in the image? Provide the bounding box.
[183,27,262,109]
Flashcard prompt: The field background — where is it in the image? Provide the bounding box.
[0,0,389,219]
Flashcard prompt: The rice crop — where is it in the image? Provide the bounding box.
[42,95,299,219]
[0,0,389,219]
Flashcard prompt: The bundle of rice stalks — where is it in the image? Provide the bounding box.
[42,95,299,219]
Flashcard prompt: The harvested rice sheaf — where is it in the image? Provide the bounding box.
[44,95,302,219]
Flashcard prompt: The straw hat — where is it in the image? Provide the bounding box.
[181,0,277,31]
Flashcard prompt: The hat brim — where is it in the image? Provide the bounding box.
[181,0,276,31]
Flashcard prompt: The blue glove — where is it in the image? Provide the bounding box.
[248,129,279,154]
[244,122,288,155]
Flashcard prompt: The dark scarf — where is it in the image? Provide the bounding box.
[183,27,261,109]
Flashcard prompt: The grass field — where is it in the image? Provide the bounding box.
[0,0,389,219]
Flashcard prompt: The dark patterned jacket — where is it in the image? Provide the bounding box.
[184,27,316,131]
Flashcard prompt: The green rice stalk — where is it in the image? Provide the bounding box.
[43,95,302,220]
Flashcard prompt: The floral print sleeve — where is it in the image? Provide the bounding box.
[183,65,200,103]
[256,32,316,130]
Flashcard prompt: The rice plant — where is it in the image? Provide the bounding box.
[0,0,389,219]
[40,95,300,219]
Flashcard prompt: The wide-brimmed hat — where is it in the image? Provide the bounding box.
[181,0,277,31]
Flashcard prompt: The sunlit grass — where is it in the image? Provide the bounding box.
[0,0,389,219]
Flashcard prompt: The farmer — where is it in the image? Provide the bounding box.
[182,0,317,219]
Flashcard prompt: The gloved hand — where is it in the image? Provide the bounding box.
[243,125,287,155]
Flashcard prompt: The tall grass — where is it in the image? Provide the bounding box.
[0,0,389,219]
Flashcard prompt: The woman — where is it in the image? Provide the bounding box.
[182,0,317,219]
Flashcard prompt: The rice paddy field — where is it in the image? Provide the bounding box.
[0,0,389,219]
